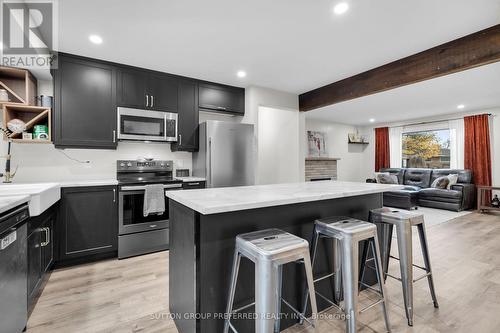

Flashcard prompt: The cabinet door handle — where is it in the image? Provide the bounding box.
[113,188,116,203]
[216,106,227,110]
[146,94,149,107]
[179,134,182,145]
[113,130,116,143]
[187,182,200,186]
[41,227,49,246]
[151,95,154,108]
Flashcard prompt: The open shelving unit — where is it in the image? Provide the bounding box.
[0,66,37,106]
[2,104,51,143]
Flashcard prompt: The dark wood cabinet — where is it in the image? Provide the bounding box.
[117,68,147,109]
[172,80,199,151]
[199,83,245,114]
[59,186,118,262]
[148,73,178,111]
[117,68,178,112]
[27,206,56,311]
[182,181,206,189]
[27,228,42,301]
[53,53,117,149]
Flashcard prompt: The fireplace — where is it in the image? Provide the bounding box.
[305,157,340,181]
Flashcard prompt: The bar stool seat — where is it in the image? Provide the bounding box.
[302,217,391,333]
[224,228,318,333]
[365,207,439,327]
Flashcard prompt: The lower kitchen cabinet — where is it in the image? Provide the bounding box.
[59,186,118,263]
[28,205,56,312]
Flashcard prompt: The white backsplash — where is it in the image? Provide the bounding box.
[5,141,192,183]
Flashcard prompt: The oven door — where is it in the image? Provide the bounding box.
[117,107,169,142]
[118,183,182,235]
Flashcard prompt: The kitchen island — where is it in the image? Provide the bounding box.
[166,181,402,333]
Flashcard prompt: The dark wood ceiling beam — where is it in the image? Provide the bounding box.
[299,24,500,111]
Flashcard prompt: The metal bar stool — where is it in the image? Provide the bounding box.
[363,207,439,326]
[301,217,391,333]
[224,228,318,333]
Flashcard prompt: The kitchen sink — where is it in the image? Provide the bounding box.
[0,183,61,216]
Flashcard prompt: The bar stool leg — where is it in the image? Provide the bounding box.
[224,251,242,333]
[417,222,439,308]
[303,253,318,327]
[358,240,369,294]
[341,238,359,333]
[378,223,394,282]
[255,259,279,333]
[299,229,319,324]
[333,238,343,302]
[274,265,283,333]
[395,222,414,326]
[371,235,392,332]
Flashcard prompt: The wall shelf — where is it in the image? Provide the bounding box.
[348,141,369,145]
[3,104,52,143]
[0,66,37,106]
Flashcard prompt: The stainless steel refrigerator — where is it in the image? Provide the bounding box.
[193,121,254,188]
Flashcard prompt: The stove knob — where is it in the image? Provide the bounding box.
[160,163,165,167]
[120,163,125,167]
[127,162,132,167]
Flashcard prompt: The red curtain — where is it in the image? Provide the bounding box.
[464,114,492,187]
[375,127,390,172]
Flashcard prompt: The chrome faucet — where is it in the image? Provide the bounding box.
[0,128,18,183]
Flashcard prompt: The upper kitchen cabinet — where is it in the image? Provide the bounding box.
[117,68,178,112]
[53,53,117,149]
[171,80,198,152]
[198,83,245,115]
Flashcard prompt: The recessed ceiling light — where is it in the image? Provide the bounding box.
[333,2,349,15]
[457,104,465,109]
[89,35,103,44]
[369,118,375,123]
[237,70,247,78]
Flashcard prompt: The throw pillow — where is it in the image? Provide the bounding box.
[431,176,450,189]
[446,174,459,189]
[374,172,389,183]
[377,174,399,184]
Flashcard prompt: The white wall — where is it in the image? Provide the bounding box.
[360,108,500,184]
[7,142,192,182]
[258,107,300,184]
[244,86,301,184]
[305,119,369,182]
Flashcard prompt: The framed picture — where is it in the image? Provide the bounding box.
[307,131,327,157]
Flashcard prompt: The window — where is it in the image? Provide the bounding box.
[402,129,450,168]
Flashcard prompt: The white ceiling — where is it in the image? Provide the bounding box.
[55,0,500,94]
[305,61,500,126]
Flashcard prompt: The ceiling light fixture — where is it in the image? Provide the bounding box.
[457,104,465,109]
[333,2,349,15]
[237,70,247,78]
[89,35,103,44]
[369,118,375,123]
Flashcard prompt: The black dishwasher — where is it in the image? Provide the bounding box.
[0,203,30,333]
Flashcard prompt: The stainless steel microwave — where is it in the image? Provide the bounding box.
[117,107,178,142]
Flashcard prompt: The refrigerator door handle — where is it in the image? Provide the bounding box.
[208,137,212,187]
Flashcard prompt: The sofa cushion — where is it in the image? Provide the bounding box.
[430,169,472,184]
[419,188,462,200]
[403,168,432,188]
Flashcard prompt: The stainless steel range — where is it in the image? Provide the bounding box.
[117,159,182,259]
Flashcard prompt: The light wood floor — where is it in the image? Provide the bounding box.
[27,212,500,333]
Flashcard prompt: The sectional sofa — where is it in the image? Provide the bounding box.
[367,168,475,211]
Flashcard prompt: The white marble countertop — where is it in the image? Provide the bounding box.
[0,195,30,215]
[166,180,403,215]
[175,177,206,182]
